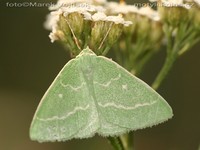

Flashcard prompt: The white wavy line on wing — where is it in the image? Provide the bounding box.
[94,74,121,87]
[60,81,86,91]
[37,105,90,121]
[98,101,156,110]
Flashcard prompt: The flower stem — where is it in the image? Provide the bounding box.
[107,137,125,150]
[134,50,156,76]
[151,24,177,90]
[152,51,177,90]
[120,133,134,150]
[151,22,196,90]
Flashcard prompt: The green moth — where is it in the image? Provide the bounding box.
[30,48,173,142]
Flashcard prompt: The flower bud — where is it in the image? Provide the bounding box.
[106,4,164,51]
[149,21,164,48]
[45,3,131,56]
[158,0,190,27]
[188,2,200,30]
[90,12,132,54]
[106,2,138,36]
[92,0,107,5]
[136,6,164,46]
[49,0,107,10]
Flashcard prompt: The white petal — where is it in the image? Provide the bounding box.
[49,27,59,43]
[92,12,132,26]
[138,6,160,21]
[93,0,107,4]
[194,0,200,5]
[106,2,138,14]
[49,0,107,10]
[149,0,158,2]
[92,12,107,21]
[44,9,63,30]
[162,0,183,4]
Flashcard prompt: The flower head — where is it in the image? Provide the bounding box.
[90,12,131,53]
[188,1,200,31]
[45,2,131,56]
[150,0,191,27]
[49,0,107,10]
[106,2,138,35]
[106,2,163,50]
[137,6,163,45]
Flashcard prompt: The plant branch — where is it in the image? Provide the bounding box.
[151,23,197,90]
[120,133,134,150]
[152,51,177,90]
[151,25,177,90]
[107,137,125,150]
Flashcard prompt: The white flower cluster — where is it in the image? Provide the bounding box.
[106,2,138,14]
[137,6,160,21]
[162,0,191,9]
[49,0,107,10]
[45,3,101,30]
[194,0,200,5]
[45,3,102,42]
[149,0,183,4]
[91,12,132,26]
[45,0,132,43]
[151,0,200,5]
[149,0,200,9]
[106,2,160,21]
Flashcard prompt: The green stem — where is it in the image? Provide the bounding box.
[151,25,176,90]
[152,51,177,90]
[134,50,156,76]
[152,22,199,90]
[127,133,134,150]
[120,133,134,150]
[107,137,125,150]
[102,46,112,56]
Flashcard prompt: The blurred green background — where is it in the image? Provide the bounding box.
[0,0,200,150]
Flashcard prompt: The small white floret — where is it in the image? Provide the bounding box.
[92,12,107,21]
[106,2,138,14]
[161,0,191,9]
[49,27,59,43]
[49,0,93,10]
[93,0,107,4]
[44,9,63,30]
[92,12,132,26]
[138,6,160,21]
[194,0,200,5]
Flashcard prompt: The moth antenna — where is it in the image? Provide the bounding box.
[98,22,114,50]
[65,18,82,50]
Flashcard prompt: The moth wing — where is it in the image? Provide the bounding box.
[30,58,98,142]
[93,56,173,136]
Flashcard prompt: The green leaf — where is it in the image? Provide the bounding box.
[30,48,173,142]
